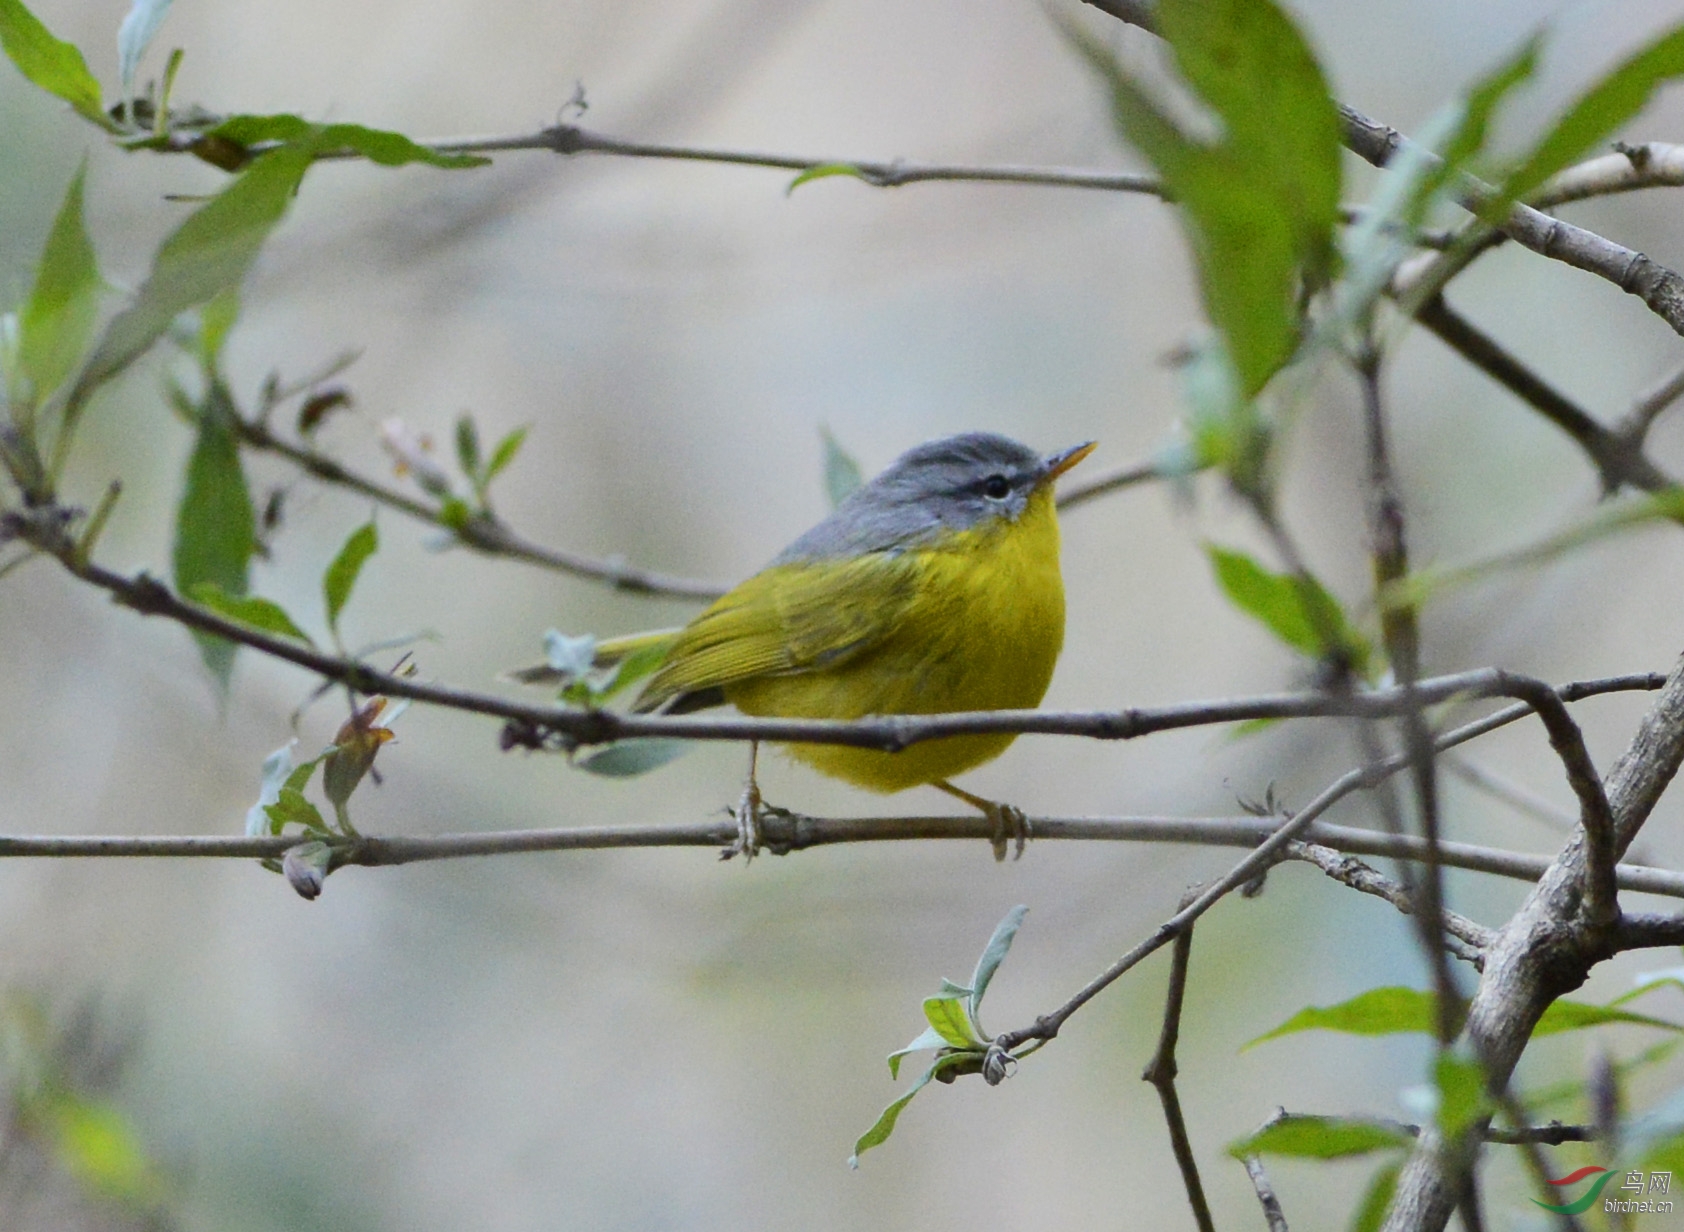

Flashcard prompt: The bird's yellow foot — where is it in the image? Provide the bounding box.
[935,780,1030,862]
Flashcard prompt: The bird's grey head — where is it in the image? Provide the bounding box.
[774,432,1059,564]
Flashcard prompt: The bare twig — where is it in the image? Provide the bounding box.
[1615,363,1684,448]
[2,815,1681,896]
[1287,843,1490,965]
[1612,912,1684,950]
[1141,917,1216,1232]
[1533,142,1684,210]
[1053,459,1162,511]
[236,417,730,599]
[1242,1152,1291,1232]
[1412,296,1674,495]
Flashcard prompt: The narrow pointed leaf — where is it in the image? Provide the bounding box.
[19,164,103,400]
[116,0,172,106]
[188,582,312,645]
[322,519,377,635]
[1532,998,1684,1038]
[820,426,863,508]
[207,114,490,169]
[66,144,313,425]
[0,0,107,126]
[1243,987,1447,1050]
[483,425,528,483]
[850,1053,970,1168]
[968,904,1028,1016]
[173,385,255,687]
[888,1026,949,1080]
[1207,545,1372,675]
[1228,1115,1411,1160]
[572,739,692,778]
[1499,23,1684,208]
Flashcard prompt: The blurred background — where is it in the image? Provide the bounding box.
[5,0,1684,1227]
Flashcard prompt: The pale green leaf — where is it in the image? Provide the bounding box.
[787,163,869,195]
[18,164,103,401]
[572,739,692,778]
[820,426,863,508]
[1207,545,1372,675]
[483,425,528,483]
[116,0,172,106]
[1350,1161,1402,1232]
[968,904,1027,1018]
[1533,998,1684,1038]
[207,113,490,169]
[64,144,314,447]
[888,1026,949,1080]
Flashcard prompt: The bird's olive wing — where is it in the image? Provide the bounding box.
[634,552,919,711]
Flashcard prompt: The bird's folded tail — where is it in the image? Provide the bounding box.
[501,628,682,686]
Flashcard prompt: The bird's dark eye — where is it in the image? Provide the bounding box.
[981,474,1011,500]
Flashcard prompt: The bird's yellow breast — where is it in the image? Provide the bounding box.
[728,486,1066,791]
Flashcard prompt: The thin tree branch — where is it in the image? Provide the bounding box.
[1384,652,1684,1232]
[3,816,1682,896]
[1141,917,1216,1232]
[9,504,1666,753]
[1412,296,1675,495]
[1615,363,1684,448]
[1287,843,1490,965]
[1242,1152,1291,1232]
[1053,459,1162,511]
[236,416,731,599]
[1532,142,1684,210]
[1612,912,1684,950]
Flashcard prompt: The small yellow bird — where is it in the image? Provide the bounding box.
[574,432,1093,857]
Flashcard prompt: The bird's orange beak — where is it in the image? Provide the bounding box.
[1044,440,1097,482]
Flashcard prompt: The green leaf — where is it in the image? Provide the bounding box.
[1350,1161,1401,1232]
[1498,23,1684,209]
[1338,40,1539,328]
[0,0,108,126]
[188,581,312,645]
[968,904,1028,1019]
[197,286,238,370]
[264,786,326,834]
[322,519,378,636]
[207,114,491,169]
[1065,0,1341,396]
[572,739,692,778]
[787,163,869,195]
[820,426,863,508]
[1228,1114,1411,1160]
[18,164,103,401]
[1206,545,1372,675]
[1244,987,1449,1050]
[483,425,528,484]
[116,0,172,107]
[922,994,983,1049]
[172,383,255,687]
[47,1094,165,1208]
[592,638,670,703]
[849,1052,970,1168]
[63,144,314,449]
[454,414,481,483]
[888,1026,949,1080]
[1433,1052,1488,1138]
[1532,998,1684,1038]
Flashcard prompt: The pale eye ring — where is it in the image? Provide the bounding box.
[982,474,1011,500]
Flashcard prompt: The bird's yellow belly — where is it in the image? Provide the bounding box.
[727,502,1065,792]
